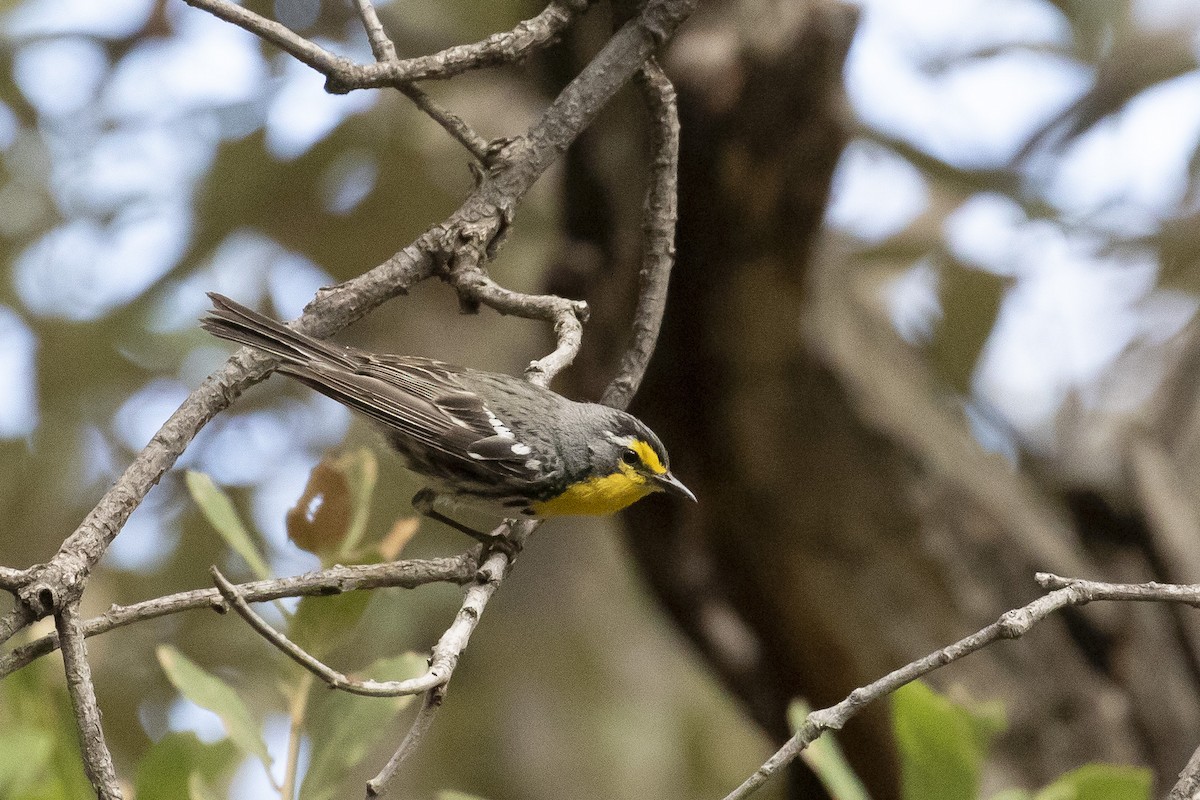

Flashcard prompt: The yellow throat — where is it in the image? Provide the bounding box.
[531,440,666,517]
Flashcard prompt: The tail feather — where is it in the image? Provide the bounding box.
[201,293,358,370]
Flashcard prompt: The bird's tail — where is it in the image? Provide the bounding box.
[201,293,358,371]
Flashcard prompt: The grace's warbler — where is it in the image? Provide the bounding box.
[202,294,694,545]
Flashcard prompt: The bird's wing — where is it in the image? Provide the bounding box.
[301,357,540,479]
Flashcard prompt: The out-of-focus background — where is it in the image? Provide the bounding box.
[3,0,1200,797]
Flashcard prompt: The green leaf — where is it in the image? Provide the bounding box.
[0,728,53,797]
[787,699,871,800]
[156,646,273,772]
[438,792,494,800]
[186,470,272,580]
[134,732,238,800]
[892,681,1005,800]
[335,448,377,558]
[188,773,225,800]
[288,589,374,660]
[988,791,1034,800]
[1033,764,1151,800]
[299,653,426,800]
[0,660,98,800]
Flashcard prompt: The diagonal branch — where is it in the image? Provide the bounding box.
[395,83,494,164]
[0,555,476,679]
[366,684,446,797]
[363,528,533,796]
[348,0,493,163]
[1169,743,1200,800]
[721,573,1200,800]
[179,0,595,91]
[350,0,397,62]
[213,567,445,696]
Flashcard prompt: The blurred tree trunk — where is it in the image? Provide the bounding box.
[551,1,1200,797]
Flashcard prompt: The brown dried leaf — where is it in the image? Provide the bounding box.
[287,460,353,558]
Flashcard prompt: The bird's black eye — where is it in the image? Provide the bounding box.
[621,448,640,466]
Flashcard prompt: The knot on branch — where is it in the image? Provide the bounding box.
[322,59,363,95]
[19,582,58,618]
[15,564,82,619]
[997,608,1033,639]
[640,0,698,46]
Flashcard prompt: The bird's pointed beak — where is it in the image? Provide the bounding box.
[654,471,697,503]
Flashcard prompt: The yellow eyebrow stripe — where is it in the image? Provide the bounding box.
[632,439,667,474]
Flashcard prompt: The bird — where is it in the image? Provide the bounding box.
[200,293,695,551]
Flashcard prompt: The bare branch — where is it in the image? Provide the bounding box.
[57,604,123,800]
[180,0,593,92]
[395,82,494,165]
[722,573,1200,800]
[601,58,680,410]
[347,0,493,163]
[0,565,29,591]
[330,0,596,91]
[366,685,446,797]
[446,249,589,387]
[1169,743,1200,800]
[0,555,475,679]
[0,605,35,648]
[180,0,348,75]
[350,0,397,62]
[213,567,445,697]
[364,535,528,797]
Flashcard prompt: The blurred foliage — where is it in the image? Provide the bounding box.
[186,471,274,581]
[892,682,1006,800]
[0,661,95,800]
[787,700,871,800]
[789,681,1151,800]
[157,645,275,776]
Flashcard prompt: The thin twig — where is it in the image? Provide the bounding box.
[446,250,589,388]
[347,0,492,163]
[213,567,445,696]
[396,82,493,164]
[212,541,518,704]
[350,0,397,62]
[181,0,593,93]
[57,604,123,800]
[0,556,475,679]
[1169,743,1200,800]
[722,573,1200,800]
[366,685,447,797]
[601,57,680,410]
[0,604,35,648]
[364,528,531,797]
[0,565,29,591]
[180,0,348,75]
